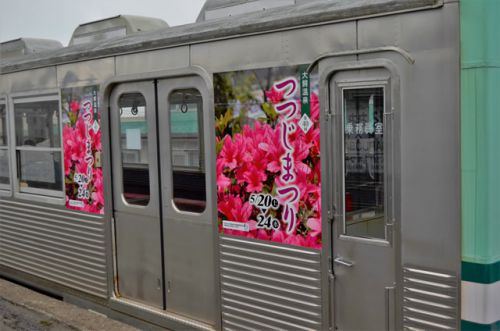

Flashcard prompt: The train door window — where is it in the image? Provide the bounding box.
[118,93,151,206]
[168,89,206,213]
[343,87,385,240]
[13,96,63,197]
[0,102,9,190]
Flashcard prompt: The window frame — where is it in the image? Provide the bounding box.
[167,87,207,214]
[0,97,12,195]
[117,91,152,207]
[110,82,160,218]
[334,79,394,247]
[9,90,65,203]
[341,84,387,240]
[168,88,205,173]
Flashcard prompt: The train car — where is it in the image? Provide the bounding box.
[0,0,498,330]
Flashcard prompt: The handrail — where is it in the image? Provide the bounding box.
[306,46,415,74]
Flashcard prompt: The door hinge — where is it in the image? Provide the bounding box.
[327,209,333,223]
[329,269,335,280]
[328,206,337,223]
[328,257,336,276]
[386,222,394,242]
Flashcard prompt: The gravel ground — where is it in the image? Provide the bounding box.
[0,298,74,331]
[0,278,139,331]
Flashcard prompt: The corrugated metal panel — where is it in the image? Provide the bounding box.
[403,265,459,330]
[0,199,108,298]
[220,236,322,331]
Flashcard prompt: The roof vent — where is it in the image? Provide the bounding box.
[69,15,168,46]
[197,0,296,22]
[0,38,63,60]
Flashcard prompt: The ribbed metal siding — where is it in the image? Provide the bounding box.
[0,199,108,298]
[220,236,322,331]
[403,265,459,330]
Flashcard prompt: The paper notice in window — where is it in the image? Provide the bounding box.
[126,128,141,150]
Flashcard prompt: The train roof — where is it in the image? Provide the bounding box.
[0,38,63,60]
[68,15,168,46]
[0,0,440,74]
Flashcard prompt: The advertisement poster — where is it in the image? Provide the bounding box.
[62,86,104,215]
[215,65,321,249]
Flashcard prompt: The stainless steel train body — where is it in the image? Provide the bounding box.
[0,0,462,330]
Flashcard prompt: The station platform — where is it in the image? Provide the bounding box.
[0,277,139,331]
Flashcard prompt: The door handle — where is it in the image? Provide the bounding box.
[334,257,354,268]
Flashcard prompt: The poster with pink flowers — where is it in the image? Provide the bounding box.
[62,86,104,215]
[215,66,322,249]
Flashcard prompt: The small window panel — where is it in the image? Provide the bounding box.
[0,103,7,146]
[0,103,10,189]
[118,93,151,206]
[13,97,63,197]
[14,101,61,147]
[169,89,206,213]
[343,87,385,240]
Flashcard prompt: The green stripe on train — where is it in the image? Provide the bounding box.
[461,0,500,265]
[462,320,500,331]
[462,261,500,284]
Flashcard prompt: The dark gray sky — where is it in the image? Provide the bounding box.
[0,0,206,46]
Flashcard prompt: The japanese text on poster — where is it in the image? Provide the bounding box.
[215,65,321,249]
[62,86,104,214]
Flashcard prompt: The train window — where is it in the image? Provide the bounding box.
[13,99,63,196]
[343,87,385,240]
[0,104,9,187]
[118,93,150,206]
[14,101,61,147]
[169,89,206,213]
[0,104,6,145]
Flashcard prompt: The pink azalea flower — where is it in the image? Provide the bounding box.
[271,230,286,243]
[215,79,323,249]
[63,126,75,175]
[310,92,320,121]
[75,159,88,176]
[83,203,101,214]
[218,195,252,224]
[216,159,231,193]
[284,234,305,247]
[62,109,105,215]
[307,218,322,237]
[242,166,267,192]
[219,136,240,170]
[70,100,80,113]
[256,229,271,241]
[259,125,285,173]
[92,168,104,206]
[292,138,312,175]
[305,235,322,249]
[265,87,285,104]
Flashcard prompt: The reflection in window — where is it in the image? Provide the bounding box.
[169,89,206,213]
[14,99,63,194]
[118,93,150,206]
[0,104,7,146]
[14,101,61,147]
[0,150,9,185]
[343,88,385,240]
[18,151,62,191]
[0,105,9,186]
